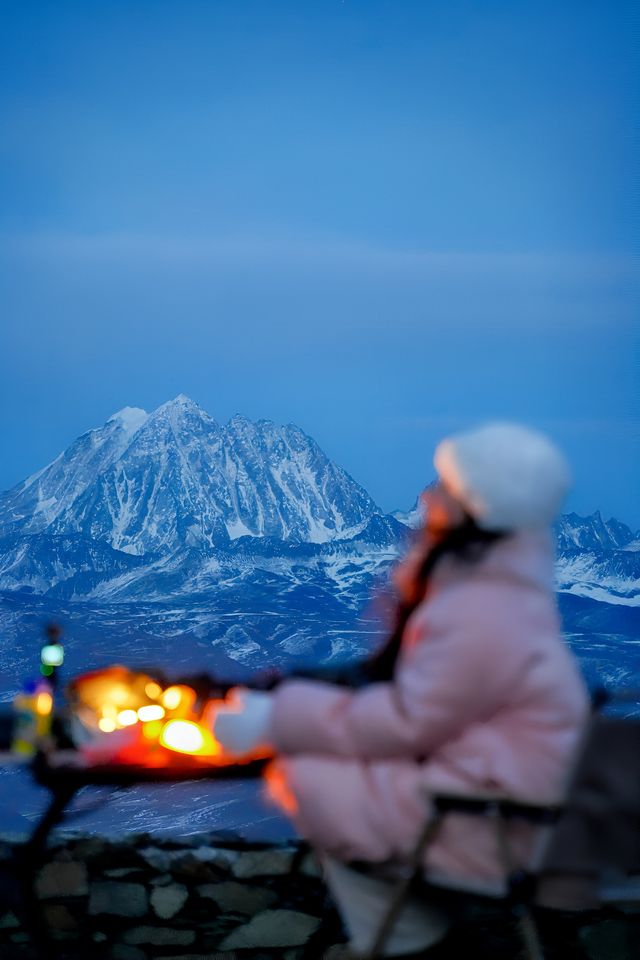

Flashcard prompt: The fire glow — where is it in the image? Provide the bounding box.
[67,666,232,766]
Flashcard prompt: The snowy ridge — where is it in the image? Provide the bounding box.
[0,396,386,557]
[0,407,149,536]
[0,402,637,612]
[392,496,424,529]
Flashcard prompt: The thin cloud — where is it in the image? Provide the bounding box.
[0,230,635,285]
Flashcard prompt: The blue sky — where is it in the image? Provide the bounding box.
[1,1,638,525]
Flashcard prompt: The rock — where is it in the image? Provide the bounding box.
[139,846,172,871]
[321,946,353,959]
[43,904,78,931]
[150,872,174,886]
[104,867,140,878]
[202,846,239,867]
[93,931,108,941]
[232,848,294,879]
[66,837,107,861]
[580,918,630,959]
[219,909,321,949]
[107,945,147,960]
[0,912,20,929]
[35,861,88,898]
[169,851,223,883]
[123,925,196,946]
[299,851,323,878]
[10,932,30,943]
[89,882,148,917]
[162,955,239,960]
[150,883,189,919]
[196,880,278,915]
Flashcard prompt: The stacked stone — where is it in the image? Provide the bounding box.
[0,832,344,959]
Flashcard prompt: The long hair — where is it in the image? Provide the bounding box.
[361,516,506,684]
[277,516,507,690]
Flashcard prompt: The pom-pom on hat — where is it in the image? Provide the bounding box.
[434,422,571,531]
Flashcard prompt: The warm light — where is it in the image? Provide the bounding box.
[101,703,117,719]
[110,684,134,706]
[142,720,163,740]
[161,687,183,710]
[145,682,162,699]
[160,720,204,754]
[41,644,64,667]
[35,692,53,716]
[117,709,138,727]
[137,704,165,722]
[98,718,117,733]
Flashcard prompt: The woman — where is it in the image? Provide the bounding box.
[214,422,590,958]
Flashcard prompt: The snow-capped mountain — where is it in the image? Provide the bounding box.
[556,511,636,552]
[0,396,392,557]
[555,512,640,607]
[392,496,425,530]
[0,407,148,538]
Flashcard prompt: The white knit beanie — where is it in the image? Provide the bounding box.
[433,422,571,531]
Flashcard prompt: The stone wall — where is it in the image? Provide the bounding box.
[0,832,637,959]
[0,831,344,960]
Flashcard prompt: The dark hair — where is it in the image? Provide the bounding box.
[288,516,506,690]
[362,516,506,683]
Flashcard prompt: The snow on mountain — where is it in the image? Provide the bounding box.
[391,501,640,609]
[555,513,640,607]
[220,414,379,544]
[392,496,424,530]
[1,404,637,612]
[556,511,636,552]
[0,406,149,538]
[0,396,390,562]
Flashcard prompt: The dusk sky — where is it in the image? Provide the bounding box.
[1,1,638,525]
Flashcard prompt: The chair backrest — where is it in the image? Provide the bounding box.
[536,710,640,910]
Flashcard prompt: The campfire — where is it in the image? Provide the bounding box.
[66,665,250,767]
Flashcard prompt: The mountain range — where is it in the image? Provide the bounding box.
[0,396,637,698]
[0,397,637,836]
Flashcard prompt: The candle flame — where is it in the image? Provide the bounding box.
[137,704,165,722]
[161,687,183,710]
[159,719,220,757]
[35,692,53,716]
[117,709,138,727]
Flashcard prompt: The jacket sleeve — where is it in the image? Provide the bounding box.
[270,584,520,759]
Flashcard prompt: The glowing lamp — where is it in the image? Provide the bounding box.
[161,687,183,710]
[35,692,53,716]
[117,709,138,727]
[142,719,164,740]
[41,644,64,667]
[160,685,197,717]
[137,704,165,722]
[98,718,117,733]
[145,682,162,700]
[159,719,220,757]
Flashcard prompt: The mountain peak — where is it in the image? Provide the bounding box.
[106,406,148,435]
[147,395,216,426]
[159,394,202,411]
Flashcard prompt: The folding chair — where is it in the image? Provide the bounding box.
[361,689,640,960]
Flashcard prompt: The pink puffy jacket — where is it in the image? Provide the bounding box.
[268,530,589,891]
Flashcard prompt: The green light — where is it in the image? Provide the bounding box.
[40,663,54,677]
[41,644,64,667]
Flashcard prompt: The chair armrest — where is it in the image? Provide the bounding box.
[430,791,562,825]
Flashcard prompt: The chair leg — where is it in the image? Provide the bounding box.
[515,907,546,960]
[364,815,445,960]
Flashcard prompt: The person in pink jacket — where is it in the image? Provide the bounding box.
[214,422,590,958]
